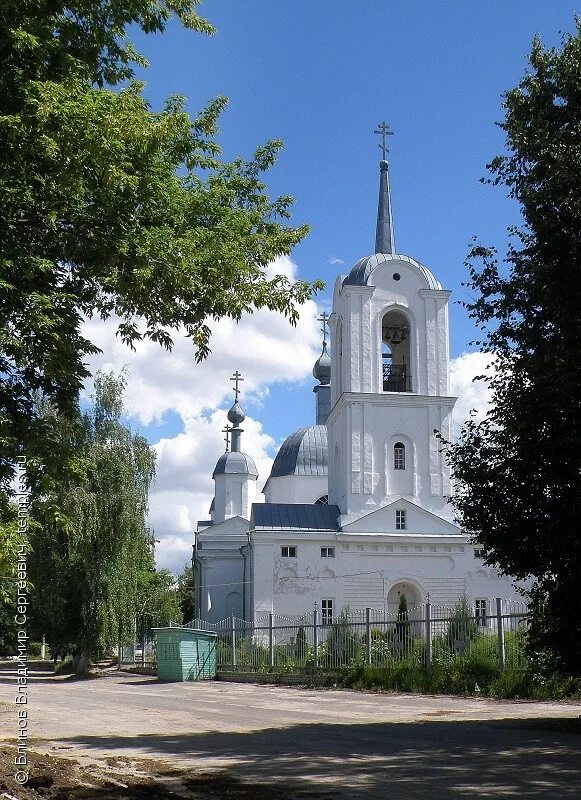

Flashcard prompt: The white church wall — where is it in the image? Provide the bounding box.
[214,473,256,524]
[198,552,245,622]
[263,474,328,505]
[250,529,524,622]
[195,516,249,623]
[328,393,455,520]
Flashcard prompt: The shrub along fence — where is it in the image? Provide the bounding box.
[185,598,530,674]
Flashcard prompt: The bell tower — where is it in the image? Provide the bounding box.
[327,126,457,525]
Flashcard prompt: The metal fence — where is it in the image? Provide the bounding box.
[186,598,530,673]
[118,638,155,667]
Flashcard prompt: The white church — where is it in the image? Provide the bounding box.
[193,133,521,625]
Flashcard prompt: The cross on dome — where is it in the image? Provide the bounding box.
[230,370,244,401]
[374,121,394,160]
[317,311,329,345]
[222,424,232,451]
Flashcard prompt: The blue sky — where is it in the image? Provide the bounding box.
[127,1,579,442]
[86,2,580,570]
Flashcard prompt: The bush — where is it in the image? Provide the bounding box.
[445,596,479,653]
[320,612,362,668]
[28,641,45,659]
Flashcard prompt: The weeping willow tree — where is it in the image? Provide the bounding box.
[30,371,156,671]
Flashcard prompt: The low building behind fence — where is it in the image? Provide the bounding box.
[182,599,529,673]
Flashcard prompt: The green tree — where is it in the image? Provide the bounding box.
[323,610,361,667]
[0,1,320,496]
[294,625,308,661]
[395,593,410,646]
[445,23,581,672]
[445,596,478,654]
[29,371,156,671]
[0,503,21,599]
[0,503,21,655]
[174,564,196,624]
[136,569,182,644]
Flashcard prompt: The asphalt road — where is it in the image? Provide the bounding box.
[1,664,580,799]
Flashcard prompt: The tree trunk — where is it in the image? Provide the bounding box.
[72,650,90,674]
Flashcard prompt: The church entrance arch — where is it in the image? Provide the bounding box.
[386,580,423,614]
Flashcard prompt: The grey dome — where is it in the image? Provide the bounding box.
[313,342,331,385]
[343,253,442,290]
[270,425,328,478]
[227,401,245,426]
[213,450,257,478]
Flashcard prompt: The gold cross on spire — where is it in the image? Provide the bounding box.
[374,122,394,159]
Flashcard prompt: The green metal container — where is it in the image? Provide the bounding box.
[153,626,217,682]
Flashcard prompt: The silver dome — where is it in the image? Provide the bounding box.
[313,342,331,385]
[270,425,328,478]
[343,252,442,290]
[212,450,258,478]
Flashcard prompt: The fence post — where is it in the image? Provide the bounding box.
[231,615,236,668]
[269,612,274,668]
[365,608,371,666]
[496,597,505,672]
[425,601,432,669]
[313,608,319,668]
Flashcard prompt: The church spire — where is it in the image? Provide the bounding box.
[313,312,331,425]
[227,370,245,452]
[374,122,395,255]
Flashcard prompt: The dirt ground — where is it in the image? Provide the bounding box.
[0,744,327,799]
[1,662,580,799]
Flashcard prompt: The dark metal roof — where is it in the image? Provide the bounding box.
[251,503,340,532]
[212,450,258,478]
[342,253,442,289]
[270,425,327,478]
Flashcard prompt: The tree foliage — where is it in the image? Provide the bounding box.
[136,569,182,643]
[445,23,581,671]
[0,0,320,495]
[29,371,156,670]
[395,593,410,645]
[0,503,21,599]
[445,596,478,653]
[174,563,195,624]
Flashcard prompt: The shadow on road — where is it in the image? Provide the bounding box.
[62,717,581,799]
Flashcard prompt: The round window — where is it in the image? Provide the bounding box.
[393,273,401,281]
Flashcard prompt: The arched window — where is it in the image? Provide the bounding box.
[381,310,411,392]
[394,442,405,470]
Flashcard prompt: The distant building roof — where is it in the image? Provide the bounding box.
[251,503,340,532]
[343,252,442,290]
[270,425,327,479]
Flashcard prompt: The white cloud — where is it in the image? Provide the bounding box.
[328,256,344,265]
[82,256,320,425]
[450,351,495,432]
[81,256,318,574]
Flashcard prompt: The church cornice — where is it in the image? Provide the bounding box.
[419,288,452,300]
[326,391,457,425]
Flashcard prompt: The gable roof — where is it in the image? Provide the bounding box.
[196,515,249,536]
[251,503,340,532]
[340,498,461,535]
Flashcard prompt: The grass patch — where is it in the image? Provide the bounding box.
[317,661,581,700]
